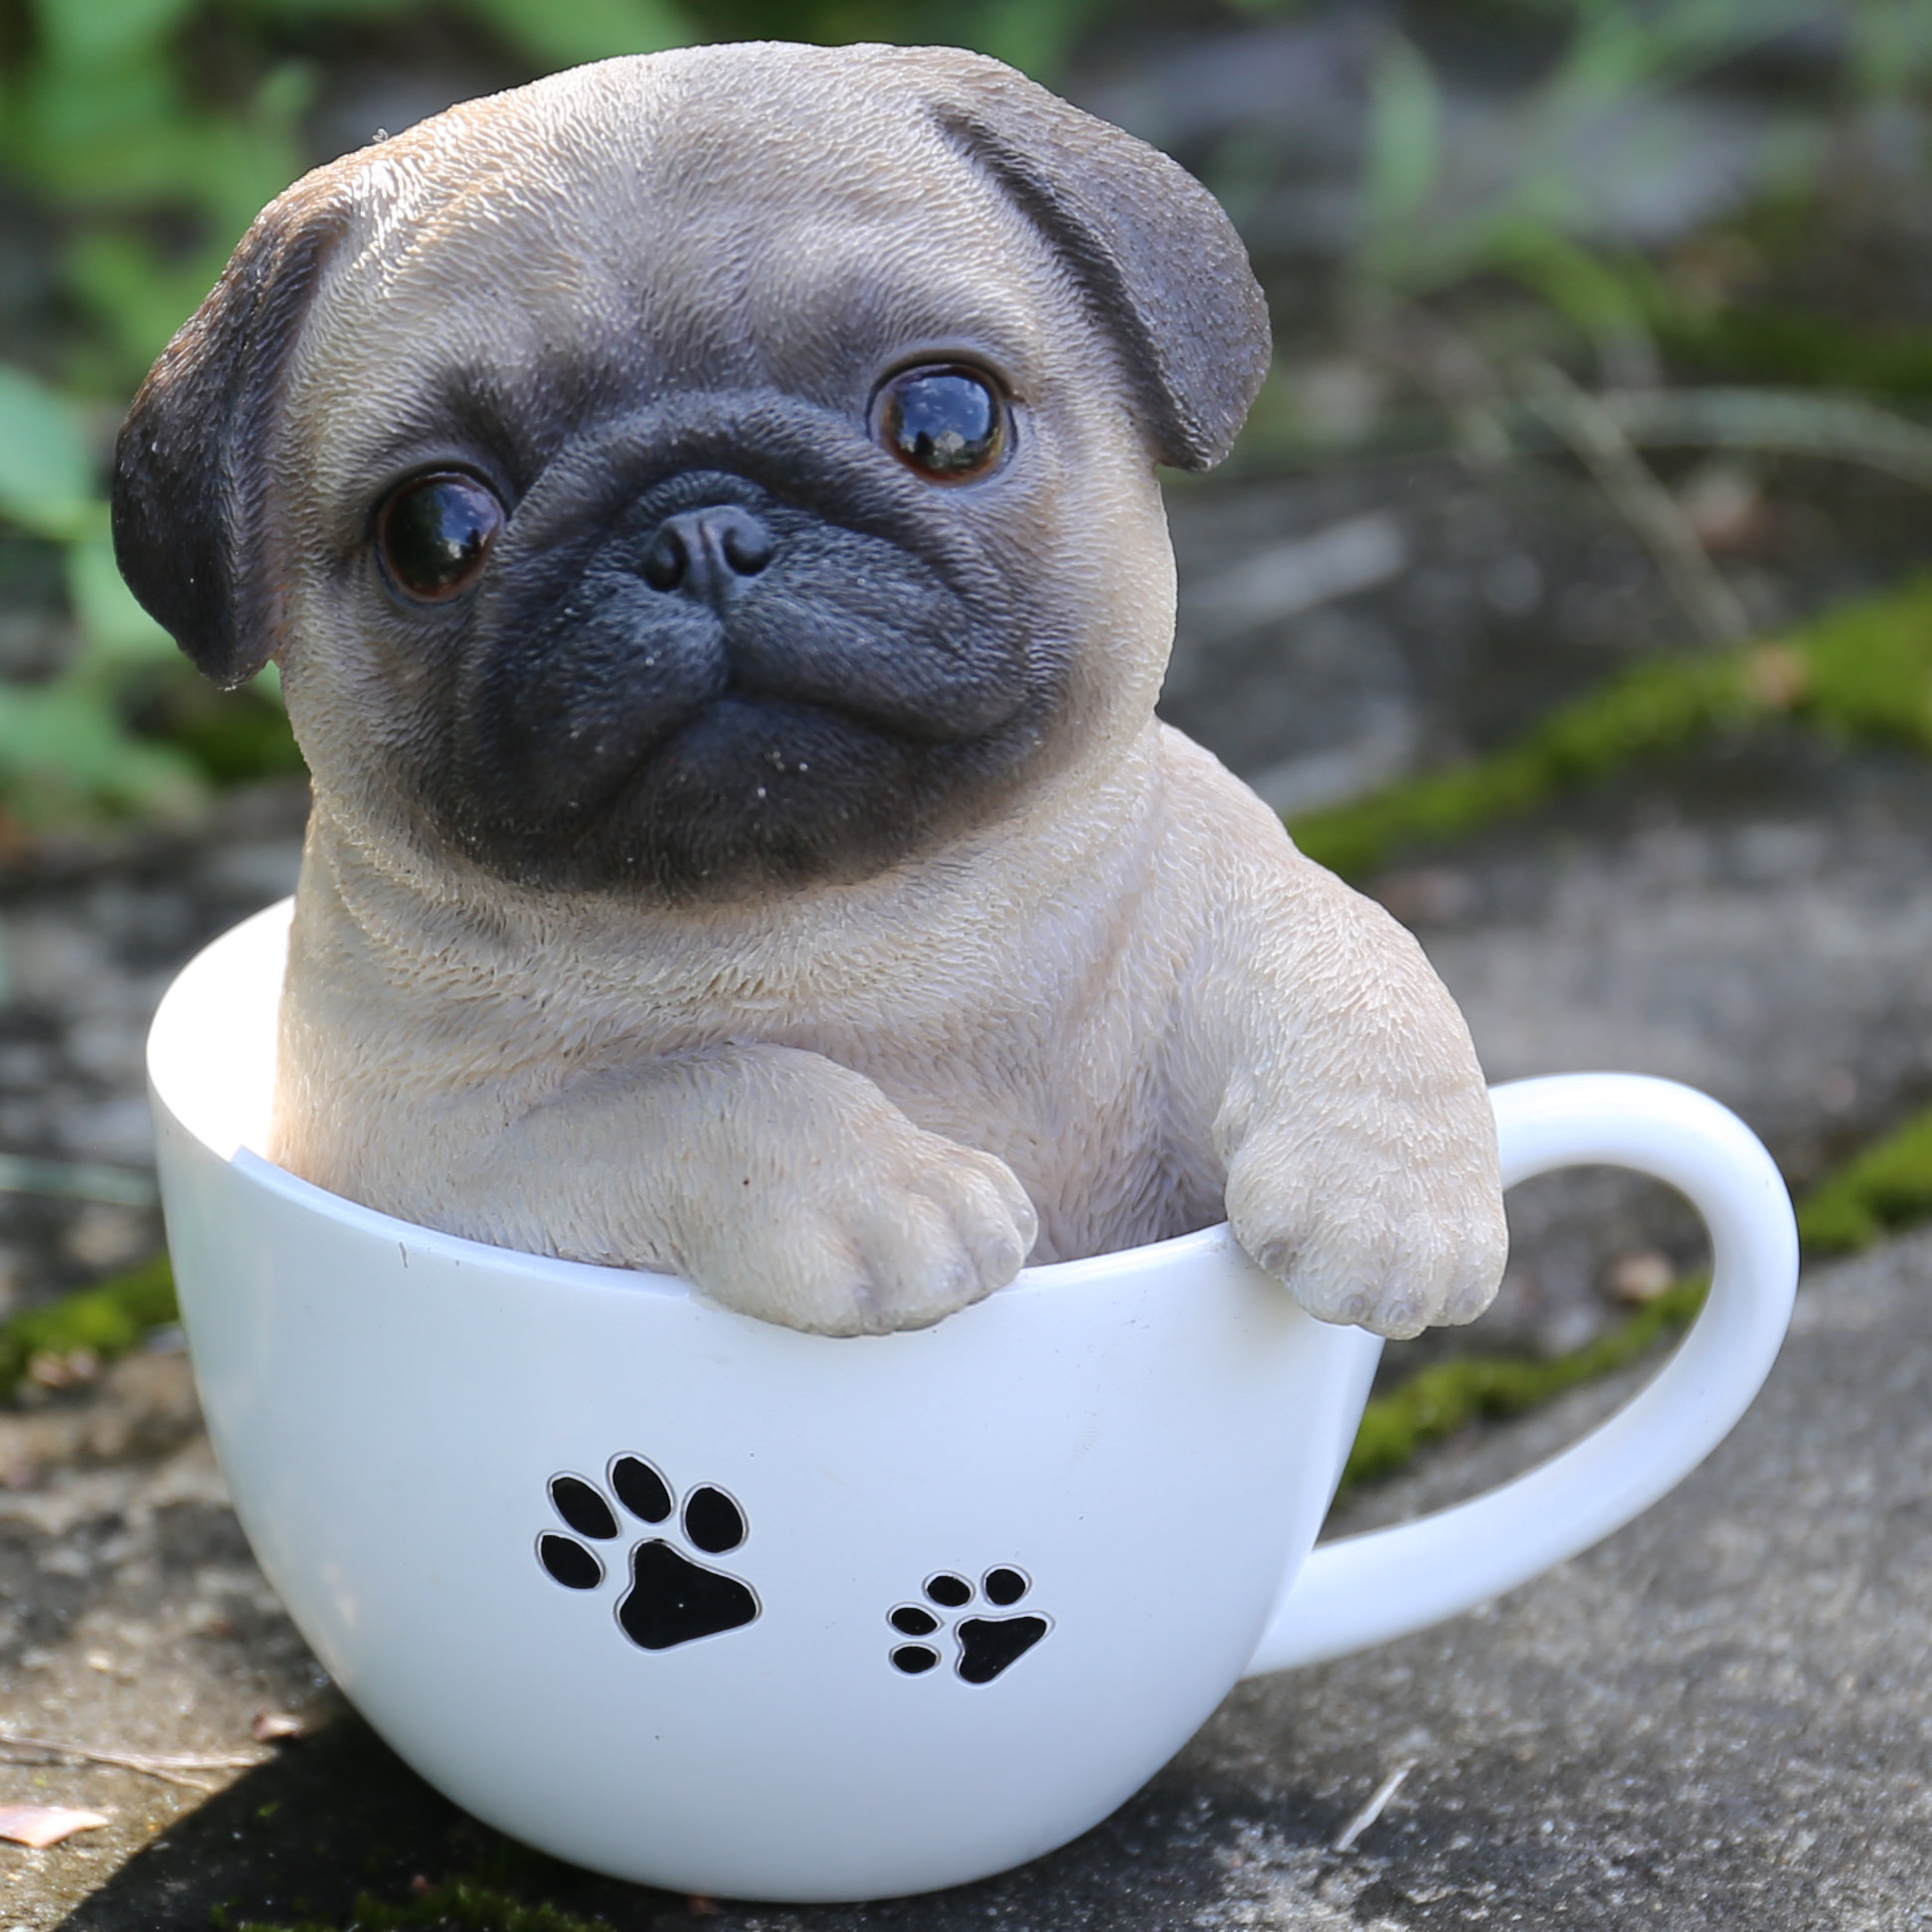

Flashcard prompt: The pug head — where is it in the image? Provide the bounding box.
[112,44,1270,901]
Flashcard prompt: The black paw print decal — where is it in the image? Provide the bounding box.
[536,1455,758,1651]
[888,1568,1049,1683]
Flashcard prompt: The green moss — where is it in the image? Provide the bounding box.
[1341,1274,1709,1490]
[1289,577,1932,881]
[1794,579,1932,752]
[0,1252,177,1400]
[1290,649,1758,879]
[1796,1105,1932,1256]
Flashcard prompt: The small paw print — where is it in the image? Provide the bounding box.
[535,1455,759,1651]
[888,1567,1049,1683]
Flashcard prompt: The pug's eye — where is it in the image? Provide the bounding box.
[375,472,504,602]
[872,366,1008,482]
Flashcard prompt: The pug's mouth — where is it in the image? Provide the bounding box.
[431,478,1044,897]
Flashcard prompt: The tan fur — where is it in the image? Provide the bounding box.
[174,46,1507,1336]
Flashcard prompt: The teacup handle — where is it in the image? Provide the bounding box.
[1243,1072,1798,1676]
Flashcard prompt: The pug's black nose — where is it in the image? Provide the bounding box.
[640,505,775,600]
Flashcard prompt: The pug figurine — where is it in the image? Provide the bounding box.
[112,43,1506,1339]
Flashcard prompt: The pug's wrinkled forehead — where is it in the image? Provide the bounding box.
[294,55,1074,524]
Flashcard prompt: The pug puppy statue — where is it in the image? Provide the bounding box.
[113,43,1507,1340]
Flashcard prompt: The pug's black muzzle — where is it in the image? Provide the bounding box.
[430,394,1051,898]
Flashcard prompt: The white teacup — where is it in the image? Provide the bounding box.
[148,903,1797,1902]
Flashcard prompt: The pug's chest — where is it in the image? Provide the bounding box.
[833,1030,1228,1266]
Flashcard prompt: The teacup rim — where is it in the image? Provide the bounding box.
[149,899,1244,1316]
[220,1138,1241,1307]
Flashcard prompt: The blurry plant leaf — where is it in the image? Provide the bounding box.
[1503,232,1661,370]
[1349,0,1835,318]
[254,57,321,137]
[8,54,183,195]
[0,681,203,821]
[19,54,305,221]
[1548,0,1650,104]
[145,680,303,783]
[0,364,95,540]
[1658,304,1932,401]
[31,0,198,67]
[66,233,232,379]
[1848,0,1932,98]
[236,0,419,22]
[972,0,1097,79]
[68,532,178,672]
[460,0,692,68]
[1357,35,1440,294]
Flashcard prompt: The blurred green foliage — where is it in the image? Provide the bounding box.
[0,358,208,820]
[1351,0,1834,324]
[2,0,1931,831]
[1317,0,1932,463]
[1,0,1123,404]
[1659,303,1932,401]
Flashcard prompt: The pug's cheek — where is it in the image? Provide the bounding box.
[724,588,1029,742]
[452,591,730,831]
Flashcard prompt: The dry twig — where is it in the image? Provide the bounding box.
[1597,386,1932,493]
[1522,361,1751,645]
[0,1726,267,1793]
[1332,1761,1416,1853]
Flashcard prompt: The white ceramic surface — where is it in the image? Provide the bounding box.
[148,902,1798,1901]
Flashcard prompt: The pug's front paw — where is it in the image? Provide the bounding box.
[685,1123,1039,1337]
[1224,1120,1506,1340]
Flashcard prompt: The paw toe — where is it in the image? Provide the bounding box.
[1234,1186,1504,1339]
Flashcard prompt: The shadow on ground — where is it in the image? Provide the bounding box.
[57,1710,1332,1932]
[56,1714,520,1930]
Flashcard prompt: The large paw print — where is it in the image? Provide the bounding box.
[888,1567,1049,1683]
[536,1455,758,1651]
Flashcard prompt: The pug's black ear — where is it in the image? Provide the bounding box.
[923,56,1271,471]
[112,179,350,689]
